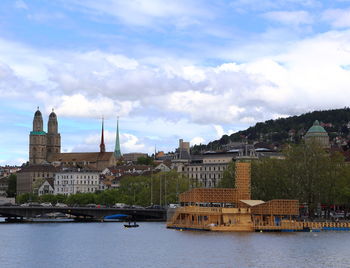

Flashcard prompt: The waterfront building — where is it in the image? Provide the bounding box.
[17,165,58,195]
[54,168,100,195]
[0,177,8,196]
[28,108,120,170]
[305,120,330,148]
[122,153,148,163]
[38,179,54,196]
[0,166,21,177]
[154,163,171,172]
[29,109,49,164]
[167,157,301,232]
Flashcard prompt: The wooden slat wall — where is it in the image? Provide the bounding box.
[251,200,299,215]
[180,188,238,203]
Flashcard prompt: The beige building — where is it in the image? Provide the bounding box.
[304,120,330,148]
[122,153,148,163]
[17,165,58,195]
[28,108,117,171]
[174,153,234,187]
[29,109,61,165]
[48,152,116,171]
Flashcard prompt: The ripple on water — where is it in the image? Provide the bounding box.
[0,222,350,268]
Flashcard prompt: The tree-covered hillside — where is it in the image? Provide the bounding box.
[192,108,350,154]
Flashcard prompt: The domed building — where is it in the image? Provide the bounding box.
[304,120,330,148]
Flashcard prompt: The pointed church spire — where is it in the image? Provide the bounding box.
[114,116,122,158]
[100,117,106,153]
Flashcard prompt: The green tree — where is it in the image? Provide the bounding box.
[16,193,38,204]
[6,174,17,197]
[136,156,154,165]
[217,162,235,188]
[251,141,350,218]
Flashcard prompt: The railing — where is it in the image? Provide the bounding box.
[254,220,350,230]
[174,206,250,214]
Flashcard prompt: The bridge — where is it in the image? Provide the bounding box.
[0,206,166,222]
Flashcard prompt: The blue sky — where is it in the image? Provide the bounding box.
[1,0,350,165]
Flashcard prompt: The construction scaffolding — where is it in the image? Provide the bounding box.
[167,158,350,232]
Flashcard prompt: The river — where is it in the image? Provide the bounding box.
[0,221,349,268]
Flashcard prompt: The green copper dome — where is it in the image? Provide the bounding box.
[305,120,328,136]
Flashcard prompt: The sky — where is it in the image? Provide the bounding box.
[1,0,350,165]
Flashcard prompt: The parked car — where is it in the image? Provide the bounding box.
[29,202,42,207]
[55,203,68,207]
[113,203,129,208]
[131,205,145,209]
[40,202,53,207]
[168,204,180,208]
[21,202,42,207]
[85,203,97,208]
[146,205,163,209]
[0,202,13,206]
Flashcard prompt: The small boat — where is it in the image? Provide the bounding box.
[124,217,139,228]
[124,223,139,228]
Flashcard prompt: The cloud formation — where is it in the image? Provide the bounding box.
[2,1,350,164]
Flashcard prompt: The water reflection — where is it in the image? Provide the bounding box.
[0,222,349,268]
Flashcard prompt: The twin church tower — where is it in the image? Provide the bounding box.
[29,108,61,164]
[29,108,122,167]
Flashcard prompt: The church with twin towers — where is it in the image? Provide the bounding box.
[29,108,121,170]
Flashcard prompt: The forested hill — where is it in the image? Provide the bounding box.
[192,108,350,154]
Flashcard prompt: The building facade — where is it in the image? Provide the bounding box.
[17,165,58,195]
[54,168,100,195]
[0,177,8,196]
[305,120,330,148]
[29,109,61,165]
[28,108,118,170]
[38,179,54,196]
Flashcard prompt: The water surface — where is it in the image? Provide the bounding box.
[0,222,349,268]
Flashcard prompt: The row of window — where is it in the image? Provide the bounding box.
[56,175,98,179]
[55,180,99,185]
[189,173,222,180]
[55,186,98,193]
[186,165,226,172]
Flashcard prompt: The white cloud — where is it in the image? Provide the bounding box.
[263,10,313,26]
[67,0,212,28]
[27,12,65,23]
[14,0,28,9]
[121,133,148,152]
[214,125,225,139]
[231,0,320,12]
[322,8,350,28]
[35,93,138,119]
[3,26,350,163]
[78,130,149,153]
[191,136,205,145]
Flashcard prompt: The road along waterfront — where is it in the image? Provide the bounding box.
[0,221,350,268]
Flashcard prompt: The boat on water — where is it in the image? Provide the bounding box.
[124,223,139,228]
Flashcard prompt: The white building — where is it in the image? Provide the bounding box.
[54,168,100,196]
[38,179,54,196]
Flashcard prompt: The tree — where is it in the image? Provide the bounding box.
[217,162,235,188]
[6,174,17,197]
[136,156,154,165]
[251,141,350,218]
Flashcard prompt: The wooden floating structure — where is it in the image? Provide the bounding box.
[167,160,350,232]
